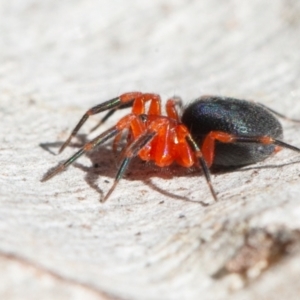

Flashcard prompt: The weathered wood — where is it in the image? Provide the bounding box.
[1,1,300,299]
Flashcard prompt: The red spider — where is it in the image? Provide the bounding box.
[42,92,300,202]
[42,92,217,202]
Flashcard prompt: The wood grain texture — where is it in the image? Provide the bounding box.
[1,0,300,299]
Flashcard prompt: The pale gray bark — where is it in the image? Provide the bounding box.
[1,1,300,299]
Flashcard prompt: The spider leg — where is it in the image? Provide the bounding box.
[257,103,300,123]
[201,131,300,168]
[166,96,183,121]
[59,92,144,153]
[147,94,162,115]
[90,101,134,133]
[41,126,120,182]
[102,131,156,202]
[59,97,120,154]
[231,135,300,152]
[91,93,163,134]
[185,134,218,202]
[59,92,164,153]
[43,113,148,193]
[91,93,160,125]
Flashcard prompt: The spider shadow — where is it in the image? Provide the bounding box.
[76,147,209,204]
[40,135,300,204]
[40,135,210,204]
[40,136,86,156]
[79,154,300,205]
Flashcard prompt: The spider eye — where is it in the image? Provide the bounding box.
[139,114,148,122]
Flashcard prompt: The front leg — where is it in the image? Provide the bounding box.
[59,91,144,153]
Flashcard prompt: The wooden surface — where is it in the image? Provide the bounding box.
[1,1,300,299]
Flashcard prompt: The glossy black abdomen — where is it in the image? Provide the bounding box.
[181,96,283,167]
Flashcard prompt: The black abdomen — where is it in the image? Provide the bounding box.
[181,96,283,167]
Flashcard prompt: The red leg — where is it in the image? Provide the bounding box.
[117,113,152,161]
[147,94,162,115]
[201,131,235,167]
[89,92,161,135]
[201,131,300,168]
[173,124,195,167]
[59,92,144,153]
[59,91,163,153]
[90,92,161,133]
[130,93,161,115]
[90,101,135,133]
[127,116,173,165]
[165,97,182,121]
[149,121,173,167]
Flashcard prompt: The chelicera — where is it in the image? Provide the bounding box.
[42,92,300,202]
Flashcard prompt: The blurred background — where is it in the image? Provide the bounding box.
[2,0,300,107]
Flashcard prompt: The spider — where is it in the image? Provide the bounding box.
[41,92,300,202]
